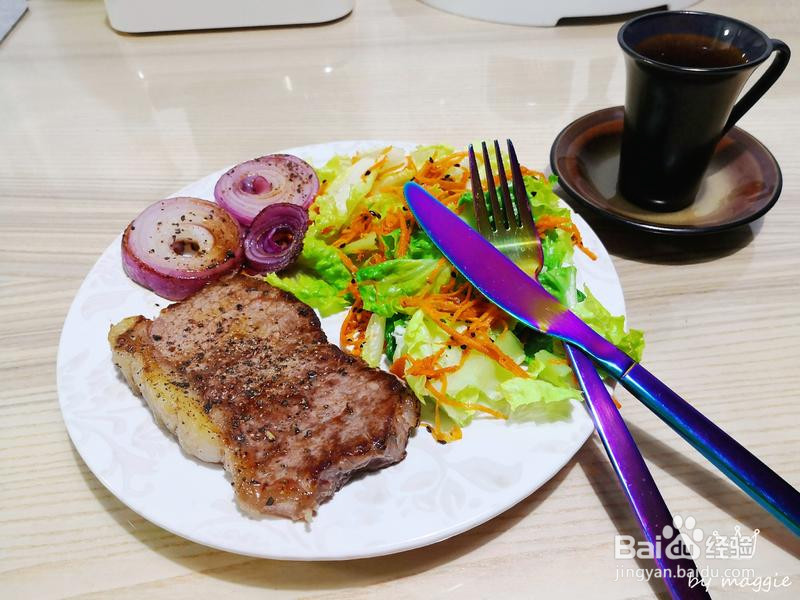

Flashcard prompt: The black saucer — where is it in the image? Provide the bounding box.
[550,106,783,235]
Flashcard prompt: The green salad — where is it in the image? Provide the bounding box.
[266,144,644,442]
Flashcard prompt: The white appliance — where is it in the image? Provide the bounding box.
[0,0,27,42]
[104,0,354,34]
[420,0,698,27]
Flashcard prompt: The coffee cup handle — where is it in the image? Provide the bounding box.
[723,39,791,135]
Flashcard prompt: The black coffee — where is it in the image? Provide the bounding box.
[635,33,747,68]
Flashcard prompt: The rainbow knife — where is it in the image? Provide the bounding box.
[404,181,800,536]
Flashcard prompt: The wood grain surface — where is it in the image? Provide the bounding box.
[1,1,798,598]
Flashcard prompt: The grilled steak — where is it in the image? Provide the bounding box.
[109,274,419,520]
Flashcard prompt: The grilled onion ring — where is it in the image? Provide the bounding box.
[214,154,319,227]
[244,203,309,274]
[122,197,243,300]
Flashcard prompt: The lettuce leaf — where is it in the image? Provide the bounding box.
[380,228,441,261]
[527,349,578,389]
[381,230,401,259]
[355,258,450,317]
[408,229,442,260]
[397,309,450,359]
[398,312,537,426]
[342,232,377,255]
[410,144,456,170]
[525,174,572,220]
[573,287,645,361]
[383,314,408,362]
[297,237,351,289]
[366,192,406,219]
[515,324,557,359]
[264,272,348,316]
[311,155,376,236]
[395,310,452,409]
[361,313,386,368]
[542,228,574,271]
[264,237,351,317]
[500,377,581,421]
[539,265,577,307]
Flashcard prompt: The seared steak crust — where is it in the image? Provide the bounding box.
[110,274,419,520]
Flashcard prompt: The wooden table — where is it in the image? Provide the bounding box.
[2,1,798,597]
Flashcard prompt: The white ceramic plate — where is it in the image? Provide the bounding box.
[58,140,624,561]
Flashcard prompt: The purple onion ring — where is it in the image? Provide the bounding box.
[121,197,243,300]
[244,203,309,273]
[214,154,319,227]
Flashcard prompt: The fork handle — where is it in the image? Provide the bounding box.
[621,363,800,536]
[567,346,710,599]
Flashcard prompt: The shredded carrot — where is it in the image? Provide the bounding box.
[439,320,527,378]
[410,151,470,214]
[331,209,374,249]
[418,257,447,296]
[337,250,358,273]
[430,414,463,443]
[535,215,598,261]
[339,299,371,357]
[362,146,392,176]
[404,346,468,379]
[396,209,411,257]
[521,166,548,180]
[390,355,408,378]
[406,302,528,379]
[426,378,462,443]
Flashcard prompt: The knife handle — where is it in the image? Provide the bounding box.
[621,363,800,536]
[566,346,710,599]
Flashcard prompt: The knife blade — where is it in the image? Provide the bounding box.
[404,181,800,536]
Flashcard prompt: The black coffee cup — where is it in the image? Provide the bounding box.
[617,11,790,212]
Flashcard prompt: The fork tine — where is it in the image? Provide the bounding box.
[468,145,491,237]
[507,139,543,274]
[481,141,504,232]
[507,139,537,233]
[494,140,516,229]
